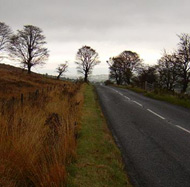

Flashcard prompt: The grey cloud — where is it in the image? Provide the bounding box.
[1,0,189,31]
[1,0,190,71]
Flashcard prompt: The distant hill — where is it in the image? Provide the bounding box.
[0,64,68,99]
[61,74,109,82]
[89,74,109,82]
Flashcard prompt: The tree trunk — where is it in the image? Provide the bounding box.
[116,78,120,85]
[126,76,130,85]
[84,72,88,82]
[28,65,31,74]
[57,73,61,80]
[182,81,188,93]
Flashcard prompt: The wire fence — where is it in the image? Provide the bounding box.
[0,85,58,118]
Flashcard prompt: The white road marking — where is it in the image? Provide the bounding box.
[176,125,190,134]
[125,96,130,100]
[133,100,143,107]
[147,109,165,120]
[108,87,190,134]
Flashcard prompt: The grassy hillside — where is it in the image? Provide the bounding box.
[0,64,72,99]
[0,64,83,186]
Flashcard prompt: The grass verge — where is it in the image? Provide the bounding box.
[0,83,83,186]
[113,85,146,94]
[67,84,132,187]
[112,84,190,109]
[144,92,190,108]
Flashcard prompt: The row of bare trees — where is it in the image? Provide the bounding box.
[56,45,100,81]
[108,34,190,93]
[3,21,189,91]
[0,22,100,82]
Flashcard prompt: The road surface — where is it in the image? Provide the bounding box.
[95,85,190,187]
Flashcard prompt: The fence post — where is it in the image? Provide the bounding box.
[12,96,15,107]
[35,89,39,100]
[145,81,147,91]
[21,93,24,106]
[27,92,29,100]
[1,99,5,116]
[10,96,15,123]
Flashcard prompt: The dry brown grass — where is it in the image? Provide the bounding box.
[0,64,84,186]
[0,63,73,99]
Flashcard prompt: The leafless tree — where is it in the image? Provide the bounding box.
[108,50,142,85]
[0,22,12,60]
[119,51,142,84]
[56,61,68,79]
[8,25,49,73]
[134,64,158,88]
[107,57,124,85]
[157,50,180,91]
[75,46,100,82]
[177,33,190,92]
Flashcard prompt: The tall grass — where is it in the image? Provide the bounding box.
[0,83,83,186]
[145,91,190,108]
[113,84,190,108]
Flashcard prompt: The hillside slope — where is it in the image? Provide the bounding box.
[0,64,68,99]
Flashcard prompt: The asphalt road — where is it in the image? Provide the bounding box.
[95,84,190,187]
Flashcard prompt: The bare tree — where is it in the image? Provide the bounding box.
[108,50,142,85]
[157,50,179,91]
[0,22,12,59]
[177,33,190,92]
[8,25,49,73]
[119,51,142,84]
[135,64,157,88]
[107,57,123,85]
[75,46,100,82]
[56,61,68,79]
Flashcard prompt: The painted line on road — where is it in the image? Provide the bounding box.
[176,125,190,134]
[147,109,165,120]
[117,92,131,100]
[124,96,130,100]
[133,100,143,107]
[112,89,131,100]
[110,87,143,104]
[110,88,121,95]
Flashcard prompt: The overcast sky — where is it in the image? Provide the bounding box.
[0,0,190,76]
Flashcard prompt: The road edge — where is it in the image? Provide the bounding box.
[94,84,145,187]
